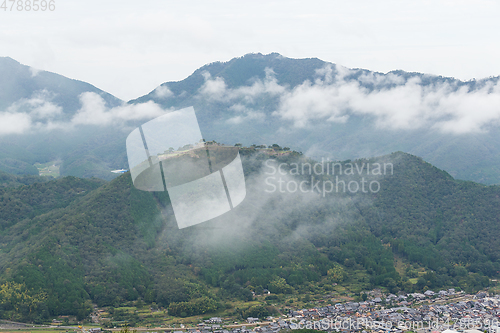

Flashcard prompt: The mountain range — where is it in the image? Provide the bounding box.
[1,53,500,184]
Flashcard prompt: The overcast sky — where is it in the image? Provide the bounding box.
[1,0,499,101]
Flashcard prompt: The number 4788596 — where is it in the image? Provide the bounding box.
[1,0,55,11]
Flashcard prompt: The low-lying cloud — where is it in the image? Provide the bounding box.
[154,85,174,99]
[0,91,169,135]
[276,72,500,134]
[199,68,285,103]
[198,65,500,134]
[226,104,266,124]
[72,92,166,126]
[3,65,500,136]
[0,112,32,135]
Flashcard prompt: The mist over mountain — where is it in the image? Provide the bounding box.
[0,57,161,179]
[2,53,500,184]
[132,53,500,185]
[0,149,496,322]
[0,57,122,115]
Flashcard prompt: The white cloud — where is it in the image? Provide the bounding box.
[275,80,352,127]
[0,90,63,134]
[7,90,63,119]
[273,66,500,134]
[226,104,266,124]
[315,65,334,84]
[29,66,42,77]
[198,71,228,101]
[2,65,500,137]
[30,102,62,119]
[432,84,500,133]
[154,85,174,99]
[198,67,286,103]
[195,64,500,134]
[0,112,32,135]
[0,91,169,136]
[71,92,111,125]
[72,92,168,126]
[231,68,286,101]
[357,71,406,86]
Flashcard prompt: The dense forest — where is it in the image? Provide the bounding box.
[0,147,498,323]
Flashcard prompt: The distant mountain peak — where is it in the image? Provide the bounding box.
[0,56,123,113]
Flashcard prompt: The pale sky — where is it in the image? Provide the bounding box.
[1,0,499,101]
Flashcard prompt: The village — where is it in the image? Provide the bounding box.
[158,290,500,333]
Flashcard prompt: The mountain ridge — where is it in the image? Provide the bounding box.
[128,53,500,185]
[2,53,500,184]
[0,57,131,179]
[0,149,497,322]
[130,52,500,106]
[0,56,123,114]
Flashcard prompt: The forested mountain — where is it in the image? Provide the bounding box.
[2,54,500,184]
[0,57,127,178]
[0,57,121,114]
[131,53,500,185]
[0,148,496,322]
[0,170,51,188]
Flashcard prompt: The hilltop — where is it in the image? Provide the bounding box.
[0,148,497,324]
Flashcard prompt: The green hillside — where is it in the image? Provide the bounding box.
[0,170,51,188]
[0,148,497,323]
